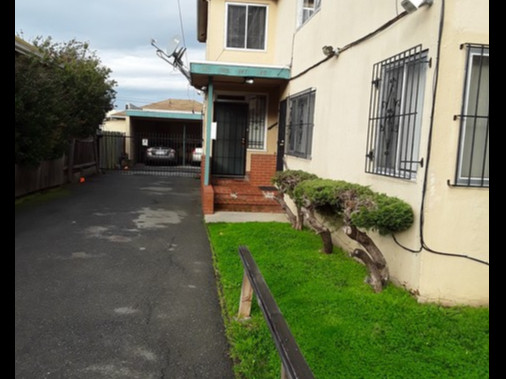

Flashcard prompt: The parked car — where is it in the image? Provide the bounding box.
[192,147,203,165]
[145,145,177,165]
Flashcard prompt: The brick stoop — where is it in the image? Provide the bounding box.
[212,178,283,213]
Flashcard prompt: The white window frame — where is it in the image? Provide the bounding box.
[297,0,321,27]
[225,2,268,51]
[456,45,489,187]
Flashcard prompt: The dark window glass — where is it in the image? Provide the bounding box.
[227,4,266,50]
[286,89,315,159]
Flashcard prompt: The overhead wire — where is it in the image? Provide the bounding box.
[176,0,189,68]
[176,0,199,107]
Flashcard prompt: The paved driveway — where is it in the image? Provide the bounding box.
[15,173,235,379]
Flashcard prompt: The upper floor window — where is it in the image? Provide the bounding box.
[298,0,321,26]
[226,3,267,50]
[454,44,489,187]
[286,89,316,159]
[365,45,428,180]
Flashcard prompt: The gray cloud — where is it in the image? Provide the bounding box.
[15,0,205,109]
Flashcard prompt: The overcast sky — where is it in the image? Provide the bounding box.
[15,0,206,111]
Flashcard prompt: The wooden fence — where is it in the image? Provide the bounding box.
[237,245,315,379]
[15,137,98,198]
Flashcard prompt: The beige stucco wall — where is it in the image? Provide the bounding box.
[202,0,489,305]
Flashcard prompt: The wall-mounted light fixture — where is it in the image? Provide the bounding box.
[400,0,433,13]
[322,45,340,58]
[244,77,255,84]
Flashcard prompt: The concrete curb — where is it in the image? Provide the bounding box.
[204,211,290,223]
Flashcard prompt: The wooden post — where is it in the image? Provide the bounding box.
[280,363,288,379]
[237,271,254,319]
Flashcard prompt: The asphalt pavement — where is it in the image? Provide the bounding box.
[15,172,235,379]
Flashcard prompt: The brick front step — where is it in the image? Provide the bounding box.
[212,179,283,213]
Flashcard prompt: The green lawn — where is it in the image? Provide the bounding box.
[206,222,489,379]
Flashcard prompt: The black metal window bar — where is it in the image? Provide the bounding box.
[365,45,428,180]
[453,43,489,188]
[286,88,316,159]
[247,95,267,150]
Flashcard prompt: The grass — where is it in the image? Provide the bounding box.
[206,222,489,379]
[15,186,70,209]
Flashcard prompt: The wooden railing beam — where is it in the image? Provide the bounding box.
[237,245,315,379]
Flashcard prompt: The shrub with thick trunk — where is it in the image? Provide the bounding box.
[271,170,318,230]
[292,178,414,292]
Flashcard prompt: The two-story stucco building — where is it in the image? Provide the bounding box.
[189,0,489,306]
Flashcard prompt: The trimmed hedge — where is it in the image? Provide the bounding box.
[351,192,414,235]
[287,174,414,235]
[271,170,318,198]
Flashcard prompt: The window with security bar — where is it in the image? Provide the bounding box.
[365,45,428,180]
[454,44,489,188]
[286,89,315,159]
[247,95,267,150]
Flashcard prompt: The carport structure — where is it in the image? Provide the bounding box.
[99,99,203,176]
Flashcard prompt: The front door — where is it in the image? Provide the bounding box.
[212,102,248,176]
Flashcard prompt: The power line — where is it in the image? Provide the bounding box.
[176,0,189,68]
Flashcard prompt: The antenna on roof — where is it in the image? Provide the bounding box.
[151,35,190,82]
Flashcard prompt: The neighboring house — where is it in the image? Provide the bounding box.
[15,35,43,57]
[190,0,489,306]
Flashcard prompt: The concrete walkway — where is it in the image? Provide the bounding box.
[15,173,235,379]
[204,211,289,223]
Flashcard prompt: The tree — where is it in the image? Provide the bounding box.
[15,35,117,166]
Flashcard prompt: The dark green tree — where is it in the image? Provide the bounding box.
[15,35,117,166]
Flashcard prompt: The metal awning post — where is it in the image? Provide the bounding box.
[204,77,214,186]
